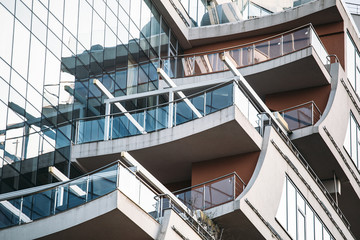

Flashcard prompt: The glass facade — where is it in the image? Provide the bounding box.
[346,31,360,97]
[276,176,334,240]
[0,0,181,193]
[344,112,360,170]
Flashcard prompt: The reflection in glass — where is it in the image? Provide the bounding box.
[12,20,30,78]
[276,176,335,240]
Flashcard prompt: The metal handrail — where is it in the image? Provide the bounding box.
[172,172,246,194]
[157,193,216,240]
[326,54,340,64]
[160,23,315,59]
[0,160,122,201]
[72,79,235,123]
[278,100,322,116]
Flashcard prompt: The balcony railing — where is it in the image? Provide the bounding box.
[279,101,322,131]
[75,80,262,144]
[161,24,329,79]
[0,161,155,229]
[173,173,246,211]
[0,160,215,239]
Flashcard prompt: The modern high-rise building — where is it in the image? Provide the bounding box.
[0,0,360,239]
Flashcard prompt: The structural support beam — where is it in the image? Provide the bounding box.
[120,151,191,215]
[221,54,291,134]
[64,85,100,116]
[0,201,32,223]
[157,68,203,119]
[93,79,146,134]
[49,166,86,196]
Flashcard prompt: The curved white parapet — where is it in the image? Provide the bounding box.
[203,125,355,239]
[287,62,360,236]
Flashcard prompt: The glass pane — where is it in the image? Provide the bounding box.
[205,176,233,209]
[118,165,140,203]
[351,116,357,160]
[287,180,296,238]
[314,216,323,240]
[269,37,282,59]
[323,229,331,240]
[88,165,117,200]
[0,199,20,228]
[0,5,14,63]
[156,105,168,130]
[139,182,157,217]
[254,41,270,63]
[67,177,87,208]
[32,189,55,220]
[306,205,315,240]
[175,101,193,125]
[297,212,305,240]
[12,20,30,78]
[344,116,351,156]
[206,84,233,114]
[276,179,287,228]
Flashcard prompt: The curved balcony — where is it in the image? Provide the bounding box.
[279,101,322,131]
[174,173,246,211]
[162,24,331,98]
[196,120,355,239]
[0,158,214,240]
[161,24,329,78]
[287,63,360,238]
[71,80,263,183]
[75,81,261,145]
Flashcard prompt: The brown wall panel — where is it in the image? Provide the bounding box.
[191,151,260,186]
[265,85,331,113]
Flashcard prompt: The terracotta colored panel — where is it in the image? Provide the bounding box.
[265,85,331,114]
[191,151,260,186]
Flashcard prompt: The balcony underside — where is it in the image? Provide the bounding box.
[206,201,265,239]
[72,105,262,184]
[0,191,159,240]
[188,0,341,47]
[243,47,331,98]
[291,131,360,238]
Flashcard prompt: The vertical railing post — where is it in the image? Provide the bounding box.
[280,35,284,56]
[252,44,255,65]
[311,102,314,125]
[110,115,113,140]
[168,91,174,128]
[143,109,147,133]
[104,102,111,141]
[86,175,90,202]
[203,92,207,116]
[53,188,58,215]
[75,120,79,144]
[233,175,236,200]
[203,184,206,210]
[19,197,23,225]
[117,163,121,190]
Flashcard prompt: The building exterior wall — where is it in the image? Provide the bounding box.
[1,0,360,239]
[0,0,182,193]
